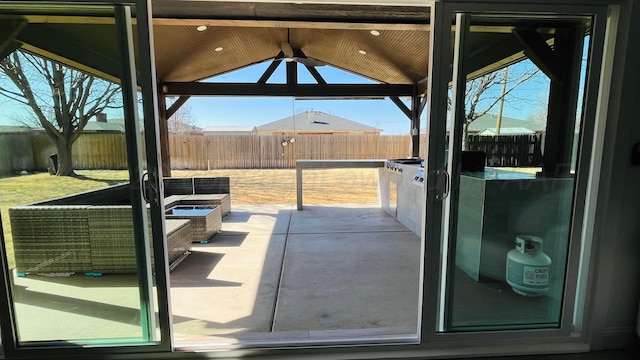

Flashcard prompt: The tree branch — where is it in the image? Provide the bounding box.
[1,49,123,171]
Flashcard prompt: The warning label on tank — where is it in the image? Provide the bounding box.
[523,266,549,286]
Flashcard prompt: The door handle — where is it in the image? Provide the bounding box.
[435,169,450,200]
[141,171,157,205]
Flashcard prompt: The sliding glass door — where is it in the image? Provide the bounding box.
[424,1,607,337]
[0,0,616,358]
[0,0,169,355]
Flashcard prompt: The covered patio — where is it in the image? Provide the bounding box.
[10,203,421,344]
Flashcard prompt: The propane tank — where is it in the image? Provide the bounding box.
[506,235,551,297]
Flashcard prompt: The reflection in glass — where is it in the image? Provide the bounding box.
[0,4,153,343]
[446,14,592,330]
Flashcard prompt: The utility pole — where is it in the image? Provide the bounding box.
[495,67,509,135]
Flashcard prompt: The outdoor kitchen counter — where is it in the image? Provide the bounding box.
[379,160,424,235]
[457,168,574,288]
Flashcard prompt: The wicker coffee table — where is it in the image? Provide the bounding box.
[165,205,222,243]
[178,194,231,217]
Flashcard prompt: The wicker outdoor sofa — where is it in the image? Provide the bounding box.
[162,177,231,216]
[9,177,231,275]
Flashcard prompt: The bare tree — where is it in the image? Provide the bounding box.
[526,88,550,129]
[167,100,198,134]
[460,64,542,149]
[0,50,121,176]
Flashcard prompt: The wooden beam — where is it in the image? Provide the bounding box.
[258,55,283,84]
[0,19,26,60]
[164,82,414,97]
[153,19,429,32]
[17,24,122,83]
[464,35,528,80]
[286,60,297,86]
[417,76,429,95]
[390,96,411,119]
[158,89,172,177]
[410,86,420,157]
[166,95,191,119]
[0,39,21,62]
[20,15,117,25]
[22,17,430,31]
[512,28,561,82]
[418,96,427,117]
[541,28,583,177]
[305,64,327,85]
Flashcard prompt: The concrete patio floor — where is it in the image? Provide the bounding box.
[9,204,422,345]
[170,204,421,345]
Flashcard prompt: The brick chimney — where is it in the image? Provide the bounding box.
[96,113,107,122]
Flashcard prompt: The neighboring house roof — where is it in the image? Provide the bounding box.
[0,124,32,133]
[168,120,203,134]
[419,114,544,135]
[83,118,126,132]
[257,111,381,133]
[467,114,544,133]
[477,127,536,135]
[203,126,256,133]
[189,125,204,133]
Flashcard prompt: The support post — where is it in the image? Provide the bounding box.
[541,28,584,177]
[286,60,297,87]
[411,85,421,158]
[157,86,171,177]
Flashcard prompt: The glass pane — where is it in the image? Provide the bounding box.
[0,3,155,343]
[444,13,592,330]
[165,41,426,344]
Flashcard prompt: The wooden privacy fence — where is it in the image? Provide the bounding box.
[170,134,414,169]
[130,133,543,169]
[31,132,132,170]
[467,134,544,167]
[2,132,134,174]
[1,132,544,174]
[0,132,35,175]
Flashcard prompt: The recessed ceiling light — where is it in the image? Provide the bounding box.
[358,50,367,55]
[215,47,224,52]
[370,30,380,36]
[196,25,207,32]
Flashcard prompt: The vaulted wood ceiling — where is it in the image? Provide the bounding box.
[4,1,576,95]
[152,24,430,84]
[3,1,431,87]
[150,1,431,85]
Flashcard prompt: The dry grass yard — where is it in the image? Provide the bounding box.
[172,168,380,205]
[0,168,380,267]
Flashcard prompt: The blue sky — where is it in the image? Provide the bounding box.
[180,62,419,135]
[0,58,549,134]
[170,60,548,134]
